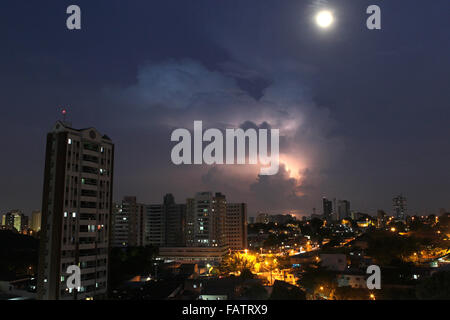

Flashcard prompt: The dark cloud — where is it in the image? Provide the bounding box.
[0,1,449,216]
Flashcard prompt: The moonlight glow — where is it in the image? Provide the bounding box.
[315,10,334,28]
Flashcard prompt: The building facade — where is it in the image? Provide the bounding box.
[337,200,350,221]
[31,210,42,233]
[111,202,128,247]
[122,196,145,247]
[162,194,186,247]
[225,203,247,250]
[2,210,27,233]
[322,197,333,220]
[187,192,227,248]
[393,194,407,220]
[37,121,114,300]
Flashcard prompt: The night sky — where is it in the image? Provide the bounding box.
[0,0,449,217]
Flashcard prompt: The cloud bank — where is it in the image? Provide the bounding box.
[106,59,343,216]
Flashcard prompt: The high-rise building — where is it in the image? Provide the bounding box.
[269,214,294,225]
[255,213,269,224]
[322,197,333,220]
[186,192,227,248]
[31,210,42,233]
[393,194,407,220]
[186,198,195,246]
[111,203,128,247]
[145,204,165,246]
[226,203,247,250]
[111,197,146,247]
[162,194,186,247]
[37,121,114,300]
[337,200,350,220]
[143,194,186,247]
[123,197,145,246]
[2,210,27,233]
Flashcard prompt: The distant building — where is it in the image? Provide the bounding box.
[111,202,128,247]
[255,213,269,224]
[393,194,407,220]
[337,272,367,288]
[322,198,333,221]
[162,194,186,247]
[186,192,227,248]
[158,246,228,264]
[337,200,350,220]
[146,204,165,246]
[377,210,388,228]
[31,210,41,232]
[269,214,294,225]
[111,197,145,247]
[319,253,347,272]
[225,203,247,250]
[2,210,27,233]
[144,194,186,247]
[37,121,114,300]
[123,196,145,246]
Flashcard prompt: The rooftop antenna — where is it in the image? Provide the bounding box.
[61,108,67,123]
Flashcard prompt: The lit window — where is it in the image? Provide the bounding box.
[64,212,68,218]
[68,139,72,145]
[72,212,76,218]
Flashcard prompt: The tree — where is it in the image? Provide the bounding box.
[218,252,257,275]
[416,271,450,300]
[299,265,337,299]
[239,268,255,281]
[270,280,306,300]
[240,282,269,300]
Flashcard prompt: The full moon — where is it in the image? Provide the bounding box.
[315,10,334,28]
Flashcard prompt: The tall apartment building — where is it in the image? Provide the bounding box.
[145,194,186,247]
[31,210,42,233]
[163,194,186,247]
[337,200,350,221]
[322,197,333,220]
[145,204,165,246]
[225,203,247,250]
[186,198,195,246]
[111,203,128,247]
[255,213,269,224]
[111,197,145,247]
[37,121,114,300]
[123,197,145,246]
[2,210,27,233]
[393,194,407,220]
[186,192,227,248]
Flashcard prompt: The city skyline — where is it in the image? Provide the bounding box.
[1,1,449,217]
